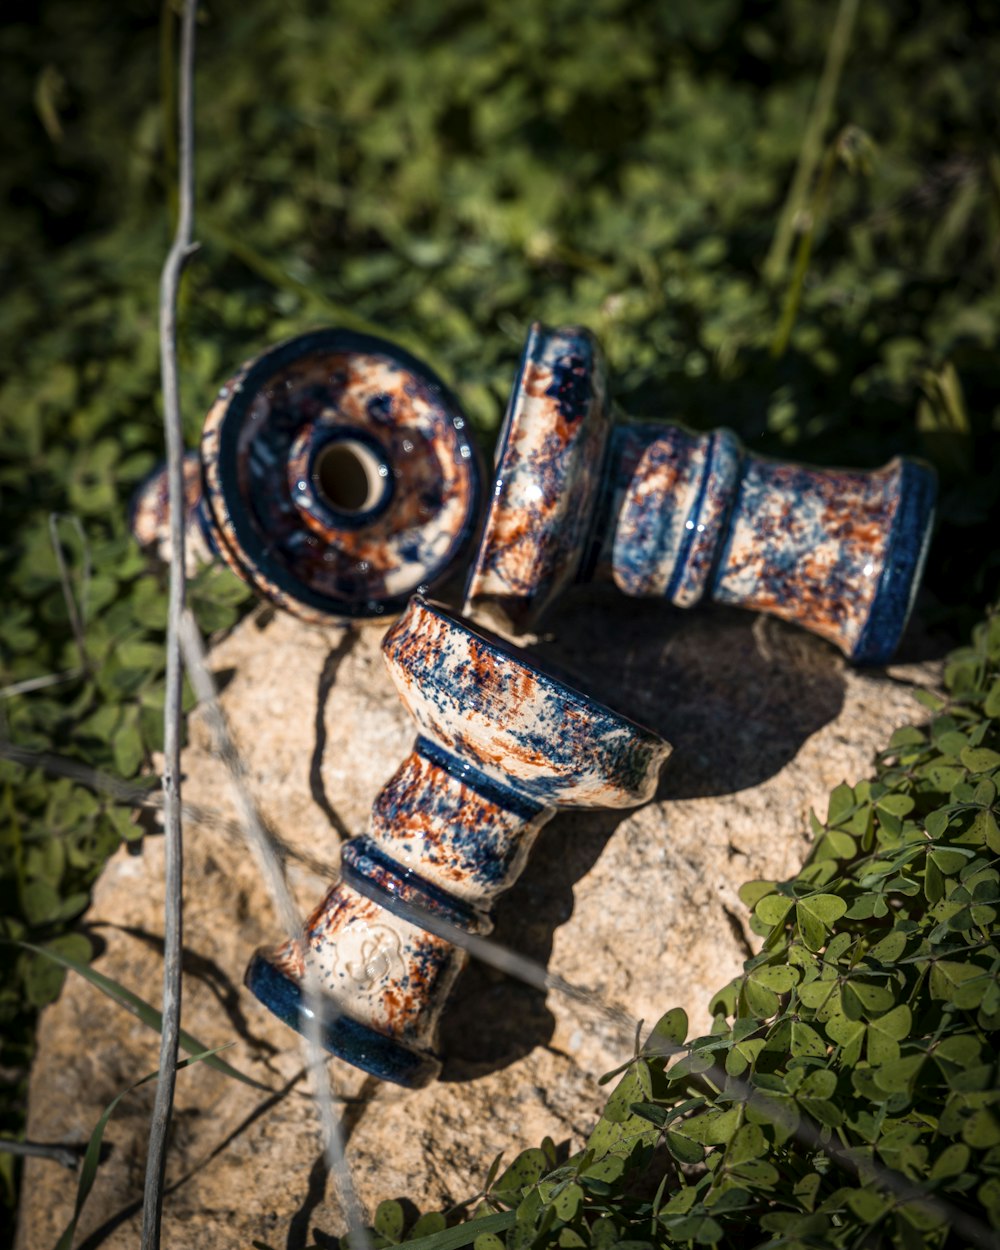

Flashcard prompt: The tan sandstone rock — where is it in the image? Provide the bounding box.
[16,590,941,1250]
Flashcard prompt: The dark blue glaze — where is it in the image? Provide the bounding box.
[288,422,395,531]
[415,735,543,821]
[370,740,544,895]
[466,322,937,664]
[195,327,482,623]
[546,352,592,422]
[244,953,440,1087]
[388,597,669,807]
[194,496,220,556]
[852,458,937,665]
[463,323,612,632]
[246,597,670,1087]
[663,429,719,604]
[341,836,491,934]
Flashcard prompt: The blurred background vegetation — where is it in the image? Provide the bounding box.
[1,0,998,1237]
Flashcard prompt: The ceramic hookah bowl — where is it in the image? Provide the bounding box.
[464,324,937,663]
[131,329,482,622]
[245,595,671,1086]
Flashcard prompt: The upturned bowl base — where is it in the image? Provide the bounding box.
[244,953,441,1088]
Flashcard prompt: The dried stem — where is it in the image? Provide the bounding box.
[178,611,370,1244]
[48,513,91,667]
[762,0,859,285]
[141,1,198,1246]
[0,1139,80,1169]
[0,739,336,878]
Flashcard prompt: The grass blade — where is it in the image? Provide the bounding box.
[387,1211,516,1250]
[53,1044,232,1250]
[13,941,271,1092]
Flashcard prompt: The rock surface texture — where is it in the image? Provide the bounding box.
[17,589,941,1250]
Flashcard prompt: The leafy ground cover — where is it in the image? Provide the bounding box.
[1,0,999,1240]
[353,612,1000,1250]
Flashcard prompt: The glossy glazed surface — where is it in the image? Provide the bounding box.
[465,323,936,662]
[200,330,481,622]
[710,453,935,663]
[463,324,612,636]
[134,329,480,622]
[129,449,215,571]
[599,423,936,663]
[384,598,670,806]
[245,596,671,1086]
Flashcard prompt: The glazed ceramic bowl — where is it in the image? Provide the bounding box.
[245,595,671,1085]
[132,328,482,622]
[464,323,936,663]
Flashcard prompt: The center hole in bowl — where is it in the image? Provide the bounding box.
[313,439,387,515]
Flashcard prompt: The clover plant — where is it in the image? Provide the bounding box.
[363,612,1000,1250]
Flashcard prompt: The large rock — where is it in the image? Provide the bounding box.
[17,590,940,1250]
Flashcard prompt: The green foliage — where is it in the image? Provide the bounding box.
[0,552,253,1205]
[12,941,268,1091]
[2,0,1000,611]
[53,1043,234,1250]
[371,611,1000,1250]
[2,0,1000,1239]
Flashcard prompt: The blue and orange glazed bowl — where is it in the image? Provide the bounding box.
[464,323,936,664]
[132,329,483,623]
[245,595,671,1086]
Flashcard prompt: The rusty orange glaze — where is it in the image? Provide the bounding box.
[466,324,934,663]
[383,597,671,807]
[129,452,206,555]
[247,594,668,1084]
[715,457,903,653]
[464,324,613,634]
[268,936,305,980]
[194,329,481,622]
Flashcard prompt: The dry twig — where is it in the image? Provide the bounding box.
[179,611,370,1243]
[141,1,198,1245]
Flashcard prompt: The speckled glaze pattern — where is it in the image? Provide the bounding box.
[465,323,936,664]
[384,598,668,805]
[132,329,481,623]
[463,323,613,636]
[708,453,935,662]
[199,329,481,622]
[245,596,671,1086]
[129,450,216,572]
[599,423,936,663]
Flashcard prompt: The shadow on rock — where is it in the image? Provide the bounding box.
[310,630,360,841]
[439,803,630,1081]
[285,1076,379,1250]
[92,922,280,1058]
[534,588,847,800]
[75,1072,309,1250]
[439,591,847,1078]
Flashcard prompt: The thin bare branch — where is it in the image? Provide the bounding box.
[178,610,370,1245]
[0,1139,80,1169]
[48,512,91,666]
[0,739,337,879]
[141,0,198,1244]
[0,669,83,700]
